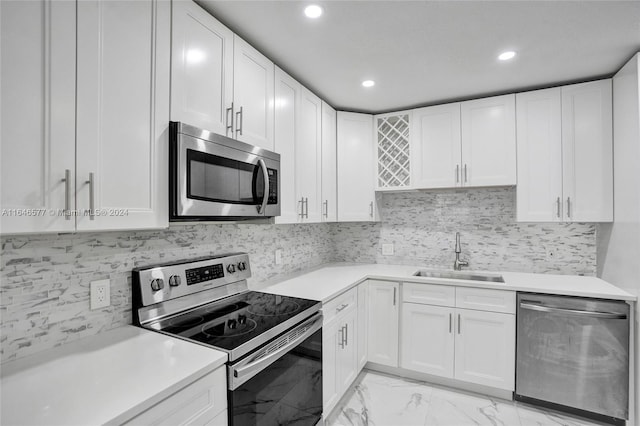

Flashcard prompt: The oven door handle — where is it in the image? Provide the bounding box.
[256,159,269,214]
[229,312,323,390]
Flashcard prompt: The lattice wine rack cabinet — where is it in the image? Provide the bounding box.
[376,114,411,189]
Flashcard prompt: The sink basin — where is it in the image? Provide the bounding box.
[413,270,505,283]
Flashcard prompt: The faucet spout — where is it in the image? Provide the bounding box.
[455,231,462,254]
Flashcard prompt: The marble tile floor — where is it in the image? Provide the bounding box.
[326,370,606,426]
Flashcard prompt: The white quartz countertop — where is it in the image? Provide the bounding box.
[261,263,636,303]
[0,326,227,426]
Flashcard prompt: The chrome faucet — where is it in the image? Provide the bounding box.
[454,232,469,271]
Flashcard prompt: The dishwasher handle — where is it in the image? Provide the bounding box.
[520,301,628,320]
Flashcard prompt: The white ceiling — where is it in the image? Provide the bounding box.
[198,0,640,113]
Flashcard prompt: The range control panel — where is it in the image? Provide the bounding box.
[133,253,251,307]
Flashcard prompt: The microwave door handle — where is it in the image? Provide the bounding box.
[256,159,269,214]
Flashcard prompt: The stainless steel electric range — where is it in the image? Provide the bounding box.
[132,253,323,426]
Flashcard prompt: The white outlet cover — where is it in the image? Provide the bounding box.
[275,249,283,265]
[382,243,394,256]
[90,279,110,310]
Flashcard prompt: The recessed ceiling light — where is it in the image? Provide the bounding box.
[362,80,375,88]
[498,51,516,61]
[304,5,323,19]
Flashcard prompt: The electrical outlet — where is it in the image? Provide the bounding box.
[90,279,110,310]
[275,249,283,265]
[382,243,394,256]
[545,247,556,261]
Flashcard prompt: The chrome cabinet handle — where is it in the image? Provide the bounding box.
[457,313,461,334]
[556,197,561,218]
[323,200,328,218]
[226,102,234,137]
[520,302,627,319]
[235,106,243,136]
[335,303,348,313]
[304,197,309,218]
[86,172,95,220]
[393,287,396,306]
[369,201,373,218]
[299,197,304,218]
[256,159,269,214]
[339,327,345,349]
[455,165,460,183]
[566,197,571,219]
[464,164,468,183]
[449,313,452,333]
[63,169,71,220]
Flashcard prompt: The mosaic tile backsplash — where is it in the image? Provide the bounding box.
[1,187,596,363]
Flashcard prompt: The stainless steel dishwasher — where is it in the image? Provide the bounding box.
[515,293,629,425]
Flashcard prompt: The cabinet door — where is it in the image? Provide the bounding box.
[322,318,341,415]
[170,0,233,136]
[337,112,376,222]
[274,67,301,224]
[357,281,368,371]
[376,112,412,189]
[461,94,516,187]
[233,35,274,151]
[76,0,170,231]
[561,80,613,222]
[297,88,322,222]
[401,304,454,378]
[337,310,358,394]
[321,102,337,222]
[0,0,76,234]
[516,88,563,222]
[412,104,461,189]
[367,281,399,367]
[454,309,515,391]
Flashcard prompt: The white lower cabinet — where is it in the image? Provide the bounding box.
[367,281,399,367]
[125,367,227,425]
[322,289,358,416]
[400,283,515,392]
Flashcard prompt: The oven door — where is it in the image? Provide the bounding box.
[228,313,323,426]
[172,128,280,220]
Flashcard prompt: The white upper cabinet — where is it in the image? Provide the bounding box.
[297,88,323,222]
[337,112,377,222]
[412,104,462,189]
[516,88,564,222]
[375,112,412,190]
[1,0,169,234]
[232,35,275,151]
[75,0,170,231]
[516,80,613,222]
[321,102,338,222]
[274,67,301,224]
[1,0,77,234]
[460,94,517,187]
[170,0,233,136]
[561,80,613,222]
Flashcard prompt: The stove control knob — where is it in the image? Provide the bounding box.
[227,264,236,273]
[150,278,164,292]
[237,262,246,271]
[238,315,247,325]
[168,275,181,287]
[228,319,237,329]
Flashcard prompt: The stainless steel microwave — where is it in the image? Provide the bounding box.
[169,122,280,221]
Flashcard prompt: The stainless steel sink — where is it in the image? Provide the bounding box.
[413,270,505,283]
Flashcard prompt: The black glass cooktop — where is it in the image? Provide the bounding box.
[151,291,320,353]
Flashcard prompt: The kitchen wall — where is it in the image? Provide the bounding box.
[1,187,598,364]
[0,223,335,363]
[334,187,597,275]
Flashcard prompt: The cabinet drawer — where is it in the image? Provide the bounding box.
[125,367,227,425]
[455,287,515,314]
[403,283,455,307]
[323,287,357,324]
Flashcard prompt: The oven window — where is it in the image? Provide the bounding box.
[187,149,264,205]
[229,328,322,426]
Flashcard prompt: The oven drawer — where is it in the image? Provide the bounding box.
[125,367,226,425]
[322,287,357,324]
